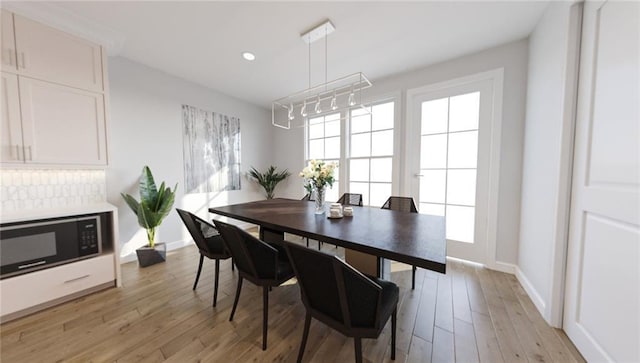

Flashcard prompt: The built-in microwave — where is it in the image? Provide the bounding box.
[0,214,103,279]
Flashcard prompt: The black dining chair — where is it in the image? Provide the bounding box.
[212,220,295,351]
[381,196,419,290]
[284,241,398,363]
[336,193,364,207]
[176,209,233,307]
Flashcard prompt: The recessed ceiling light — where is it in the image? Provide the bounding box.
[242,52,255,61]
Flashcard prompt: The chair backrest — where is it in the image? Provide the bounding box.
[336,193,363,207]
[176,208,224,255]
[212,220,279,279]
[301,193,315,201]
[381,196,418,213]
[284,242,383,328]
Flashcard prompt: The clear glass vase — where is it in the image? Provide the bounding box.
[314,186,325,214]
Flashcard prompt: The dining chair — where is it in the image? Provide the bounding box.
[212,220,295,351]
[380,196,419,289]
[176,209,233,307]
[336,193,364,207]
[284,241,398,363]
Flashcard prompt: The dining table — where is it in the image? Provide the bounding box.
[209,198,446,277]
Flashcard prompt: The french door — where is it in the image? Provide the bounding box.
[407,73,502,264]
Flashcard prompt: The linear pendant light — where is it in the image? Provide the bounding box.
[272,19,372,129]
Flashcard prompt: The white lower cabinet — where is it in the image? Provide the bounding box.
[0,254,115,320]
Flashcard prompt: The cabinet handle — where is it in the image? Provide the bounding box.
[14,144,20,160]
[414,173,424,177]
[2,49,10,66]
[26,145,32,161]
[64,275,90,284]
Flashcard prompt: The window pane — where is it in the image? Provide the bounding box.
[419,203,445,216]
[421,98,448,135]
[325,113,340,122]
[349,182,369,206]
[420,134,447,169]
[449,92,479,132]
[325,137,340,159]
[309,123,324,139]
[325,120,340,137]
[351,133,371,157]
[370,158,392,182]
[351,112,371,133]
[309,139,324,159]
[447,169,477,206]
[370,183,392,207]
[325,184,339,203]
[448,131,478,168]
[372,102,394,131]
[309,116,324,125]
[446,205,475,243]
[371,130,393,156]
[350,159,369,182]
[420,170,446,204]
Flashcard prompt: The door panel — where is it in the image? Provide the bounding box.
[1,72,23,162]
[19,77,107,165]
[564,1,639,362]
[1,10,16,71]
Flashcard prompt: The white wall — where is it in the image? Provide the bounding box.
[517,2,581,326]
[106,57,272,262]
[273,39,529,267]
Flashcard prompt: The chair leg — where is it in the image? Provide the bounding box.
[193,255,204,290]
[297,312,312,363]
[213,259,220,307]
[412,266,417,290]
[306,238,309,247]
[262,286,269,351]
[229,276,243,321]
[318,241,322,251]
[354,337,363,363]
[231,258,235,271]
[391,308,397,360]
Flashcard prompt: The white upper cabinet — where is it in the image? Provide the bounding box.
[19,77,107,165]
[13,14,103,92]
[1,72,22,162]
[1,10,16,71]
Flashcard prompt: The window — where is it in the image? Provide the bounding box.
[306,112,341,202]
[419,92,479,243]
[348,102,394,207]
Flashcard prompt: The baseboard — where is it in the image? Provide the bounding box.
[489,261,517,274]
[515,266,547,317]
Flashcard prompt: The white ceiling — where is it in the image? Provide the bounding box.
[26,2,548,109]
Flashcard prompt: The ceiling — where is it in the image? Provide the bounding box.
[25,2,548,109]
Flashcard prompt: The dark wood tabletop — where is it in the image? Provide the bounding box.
[209,198,446,274]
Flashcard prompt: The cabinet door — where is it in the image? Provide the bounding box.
[19,77,107,165]
[1,10,16,71]
[1,72,23,162]
[13,15,103,92]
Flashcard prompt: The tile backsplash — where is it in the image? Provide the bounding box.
[1,169,106,212]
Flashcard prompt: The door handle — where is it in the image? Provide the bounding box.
[18,260,46,269]
[414,173,424,177]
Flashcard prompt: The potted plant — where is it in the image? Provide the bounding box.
[121,166,178,267]
[248,165,291,199]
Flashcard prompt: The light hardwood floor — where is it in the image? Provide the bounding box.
[1,237,584,362]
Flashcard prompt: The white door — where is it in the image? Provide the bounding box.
[407,72,502,264]
[563,1,639,362]
[1,10,16,71]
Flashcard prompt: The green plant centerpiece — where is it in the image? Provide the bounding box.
[121,166,177,267]
[248,165,291,199]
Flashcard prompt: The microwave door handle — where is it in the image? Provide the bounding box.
[18,260,47,269]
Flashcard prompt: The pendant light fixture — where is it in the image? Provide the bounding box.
[272,19,372,129]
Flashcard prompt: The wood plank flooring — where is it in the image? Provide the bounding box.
[1,237,585,362]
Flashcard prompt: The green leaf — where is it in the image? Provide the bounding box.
[139,166,158,207]
[121,193,140,217]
